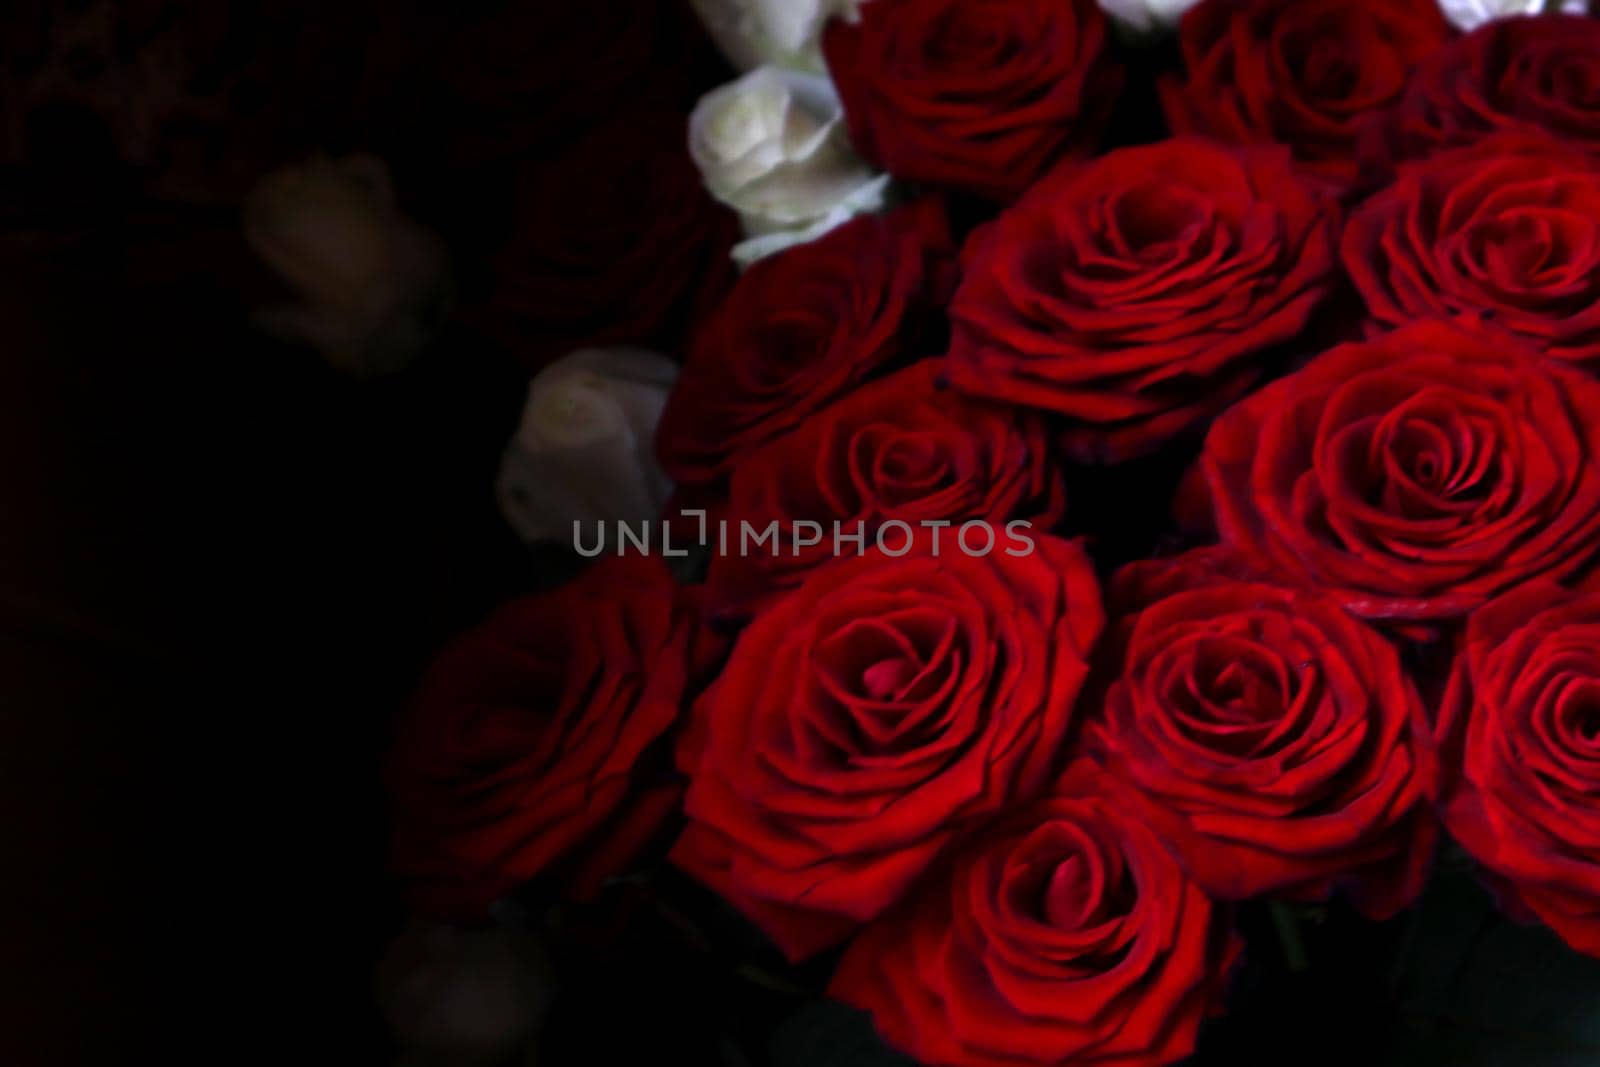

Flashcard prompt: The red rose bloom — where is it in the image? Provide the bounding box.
[831,760,1241,1067]
[823,0,1121,201]
[704,360,1065,622]
[389,555,700,918]
[673,538,1105,960]
[1195,320,1600,624]
[1161,0,1452,188]
[1343,133,1600,367]
[478,108,738,371]
[946,138,1338,462]
[656,200,957,489]
[1436,582,1600,957]
[1363,15,1600,177]
[1091,549,1436,917]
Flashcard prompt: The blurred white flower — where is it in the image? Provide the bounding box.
[690,66,889,266]
[1097,0,1202,33]
[378,920,554,1067]
[497,348,676,546]
[689,0,860,72]
[244,154,450,377]
[1436,0,1586,32]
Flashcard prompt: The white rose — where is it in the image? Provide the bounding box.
[728,183,887,267]
[1097,0,1202,33]
[690,66,890,266]
[377,920,554,1067]
[497,348,676,547]
[689,0,861,72]
[1436,0,1586,32]
[244,154,451,377]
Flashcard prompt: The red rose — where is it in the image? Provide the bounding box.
[1090,549,1436,917]
[1195,320,1600,623]
[1343,133,1600,367]
[655,200,957,489]
[389,555,700,918]
[945,138,1339,462]
[672,538,1105,960]
[1436,582,1600,957]
[433,0,718,164]
[704,360,1065,622]
[822,0,1121,201]
[831,760,1241,1067]
[477,109,737,371]
[1161,0,1452,188]
[1363,15,1600,177]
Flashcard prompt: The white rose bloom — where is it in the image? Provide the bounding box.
[1097,0,1202,33]
[1437,0,1586,32]
[244,154,451,378]
[690,0,861,72]
[377,920,554,1067]
[497,348,676,547]
[730,180,888,267]
[690,66,890,266]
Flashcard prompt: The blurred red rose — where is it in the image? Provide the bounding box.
[1343,133,1600,367]
[655,199,956,489]
[673,538,1104,960]
[1362,14,1600,178]
[823,0,1121,201]
[704,359,1065,622]
[432,0,721,165]
[1436,582,1600,957]
[1194,320,1600,624]
[477,109,738,371]
[1091,548,1437,917]
[389,554,702,919]
[946,138,1339,462]
[1162,0,1451,188]
[831,759,1241,1067]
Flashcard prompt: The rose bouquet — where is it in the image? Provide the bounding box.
[381,1,1600,1064]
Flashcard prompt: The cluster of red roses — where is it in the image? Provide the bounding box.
[391,2,1600,1065]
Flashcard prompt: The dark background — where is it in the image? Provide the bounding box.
[0,185,530,1061]
[3,3,1600,1065]
[0,4,538,1060]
